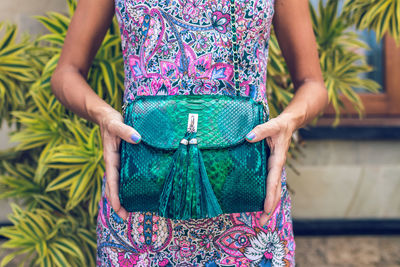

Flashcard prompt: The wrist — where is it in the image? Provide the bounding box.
[277,110,306,133]
[87,100,116,126]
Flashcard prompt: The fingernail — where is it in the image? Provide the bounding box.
[130,133,141,143]
[246,131,256,140]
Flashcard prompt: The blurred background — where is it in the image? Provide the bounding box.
[0,0,399,266]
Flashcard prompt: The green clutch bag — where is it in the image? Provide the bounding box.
[118,94,270,220]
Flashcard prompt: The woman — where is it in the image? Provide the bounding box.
[51,0,328,265]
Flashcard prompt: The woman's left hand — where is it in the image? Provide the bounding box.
[245,113,295,226]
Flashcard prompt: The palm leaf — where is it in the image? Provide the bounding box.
[343,0,400,44]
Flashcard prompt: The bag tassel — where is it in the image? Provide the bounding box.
[158,131,191,218]
[187,133,223,219]
[159,114,222,220]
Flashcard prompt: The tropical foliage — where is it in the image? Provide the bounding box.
[310,0,381,123]
[0,0,122,265]
[343,0,400,44]
[0,23,36,126]
[0,0,397,265]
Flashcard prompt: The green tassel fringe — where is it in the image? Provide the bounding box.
[158,131,222,220]
[158,131,191,218]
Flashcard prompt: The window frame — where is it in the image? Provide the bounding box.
[316,34,400,127]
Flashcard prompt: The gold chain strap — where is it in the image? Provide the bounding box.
[230,0,240,95]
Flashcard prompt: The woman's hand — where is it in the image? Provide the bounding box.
[98,106,142,221]
[245,113,295,226]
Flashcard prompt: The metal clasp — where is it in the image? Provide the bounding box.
[187,113,198,133]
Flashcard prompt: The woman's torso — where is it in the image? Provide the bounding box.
[96,2,298,266]
[115,0,275,111]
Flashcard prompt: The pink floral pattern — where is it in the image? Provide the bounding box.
[115,0,274,114]
[97,167,295,266]
[170,238,197,260]
[97,0,296,265]
[117,252,139,266]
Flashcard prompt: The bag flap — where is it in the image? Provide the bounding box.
[124,95,262,150]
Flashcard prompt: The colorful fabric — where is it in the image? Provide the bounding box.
[116,0,273,111]
[96,0,296,265]
[97,167,295,266]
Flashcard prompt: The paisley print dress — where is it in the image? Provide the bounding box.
[96,0,296,266]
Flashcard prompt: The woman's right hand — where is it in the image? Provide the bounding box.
[98,106,142,221]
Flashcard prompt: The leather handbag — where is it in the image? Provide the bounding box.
[118,94,270,220]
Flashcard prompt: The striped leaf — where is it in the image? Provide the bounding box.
[77,228,96,249]
[45,168,80,192]
[34,15,66,34]
[0,250,25,267]
[67,163,97,209]
[45,153,91,168]
[48,246,69,267]
[67,0,77,17]
[37,33,65,45]
[99,60,118,99]
[0,24,17,50]
[343,0,400,44]
[52,238,84,261]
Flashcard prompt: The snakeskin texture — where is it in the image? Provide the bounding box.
[119,95,269,216]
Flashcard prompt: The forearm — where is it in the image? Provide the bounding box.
[51,65,115,126]
[271,0,329,132]
[278,79,328,132]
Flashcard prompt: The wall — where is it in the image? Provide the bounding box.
[0,0,67,35]
[288,139,400,219]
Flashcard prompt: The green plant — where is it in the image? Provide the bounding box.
[0,23,37,126]
[310,0,381,125]
[0,0,397,265]
[0,0,123,265]
[343,0,400,44]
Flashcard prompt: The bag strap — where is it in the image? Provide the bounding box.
[230,0,240,96]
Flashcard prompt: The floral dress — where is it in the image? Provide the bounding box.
[96,0,296,266]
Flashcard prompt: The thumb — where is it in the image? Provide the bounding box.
[109,119,142,144]
[245,120,279,143]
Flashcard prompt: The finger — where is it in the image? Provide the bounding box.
[108,119,142,144]
[245,119,280,143]
[104,149,129,221]
[259,142,286,225]
[259,176,282,226]
[259,161,282,226]
[105,180,129,223]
